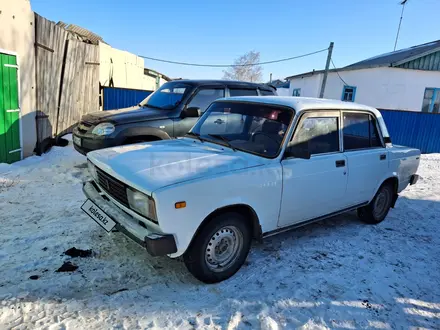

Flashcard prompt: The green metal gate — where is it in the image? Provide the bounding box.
[0,52,21,164]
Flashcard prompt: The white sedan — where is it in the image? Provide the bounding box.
[81,96,420,283]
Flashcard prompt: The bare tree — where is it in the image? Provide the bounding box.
[223,51,262,82]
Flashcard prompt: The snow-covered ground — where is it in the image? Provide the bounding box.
[0,141,439,329]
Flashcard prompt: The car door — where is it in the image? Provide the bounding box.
[174,87,225,137]
[278,111,349,227]
[342,111,388,204]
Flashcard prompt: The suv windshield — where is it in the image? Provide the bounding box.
[191,101,294,158]
[140,82,191,110]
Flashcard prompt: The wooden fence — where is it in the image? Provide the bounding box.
[57,40,99,134]
[34,14,99,153]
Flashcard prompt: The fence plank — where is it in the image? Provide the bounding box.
[57,40,99,134]
[34,13,68,146]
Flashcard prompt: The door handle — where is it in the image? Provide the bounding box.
[380,154,386,160]
[214,119,225,124]
[335,160,345,167]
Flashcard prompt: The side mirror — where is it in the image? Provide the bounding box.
[284,141,311,159]
[181,107,200,118]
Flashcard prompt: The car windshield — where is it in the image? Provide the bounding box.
[139,82,191,110]
[190,101,294,158]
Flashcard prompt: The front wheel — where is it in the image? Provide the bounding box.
[183,212,252,283]
[357,183,394,224]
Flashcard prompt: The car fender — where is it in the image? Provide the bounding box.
[154,164,283,258]
[371,173,399,202]
[166,197,264,259]
[116,125,172,141]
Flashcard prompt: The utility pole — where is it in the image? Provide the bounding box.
[269,73,272,83]
[319,41,334,98]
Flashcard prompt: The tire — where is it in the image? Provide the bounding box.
[357,183,394,224]
[183,212,252,283]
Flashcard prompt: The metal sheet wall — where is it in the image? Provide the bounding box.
[102,87,153,110]
[379,109,440,153]
[397,51,440,71]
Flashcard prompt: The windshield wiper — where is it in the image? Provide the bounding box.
[208,134,236,151]
[185,132,204,143]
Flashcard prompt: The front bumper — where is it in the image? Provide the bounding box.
[82,181,177,256]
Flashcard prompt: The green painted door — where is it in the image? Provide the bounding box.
[0,53,21,164]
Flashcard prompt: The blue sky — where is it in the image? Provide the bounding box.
[32,0,440,81]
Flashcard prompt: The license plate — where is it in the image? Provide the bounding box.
[81,199,116,232]
[73,135,81,146]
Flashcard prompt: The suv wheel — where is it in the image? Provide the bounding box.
[183,212,252,283]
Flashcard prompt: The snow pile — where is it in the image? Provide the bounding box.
[0,142,439,329]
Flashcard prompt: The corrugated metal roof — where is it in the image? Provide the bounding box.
[56,21,105,45]
[268,79,290,88]
[345,40,440,69]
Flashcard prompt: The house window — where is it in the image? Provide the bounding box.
[342,86,357,102]
[292,88,301,97]
[422,88,440,113]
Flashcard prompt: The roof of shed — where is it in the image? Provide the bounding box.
[286,40,440,80]
[56,22,105,45]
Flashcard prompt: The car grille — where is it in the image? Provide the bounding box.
[77,121,93,134]
[95,167,129,207]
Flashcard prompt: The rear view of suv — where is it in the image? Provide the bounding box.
[72,80,276,155]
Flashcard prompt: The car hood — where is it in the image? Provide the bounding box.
[87,139,264,195]
[81,106,173,125]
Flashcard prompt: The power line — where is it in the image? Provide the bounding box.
[138,48,328,68]
[331,59,348,86]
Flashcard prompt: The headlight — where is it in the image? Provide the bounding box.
[87,160,97,181]
[127,188,157,223]
[92,123,115,136]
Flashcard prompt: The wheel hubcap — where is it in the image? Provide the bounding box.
[373,190,390,219]
[205,226,243,272]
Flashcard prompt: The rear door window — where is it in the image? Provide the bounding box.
[229,88,258,97]
[259,89,275,96]
[187,88,225,112]
[343,112,383,150]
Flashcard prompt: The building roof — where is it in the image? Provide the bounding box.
[345,39,440,70]
[144,68,171,82]
[286,40,440,80]
[269,79,290,89]
[56,22,105,45]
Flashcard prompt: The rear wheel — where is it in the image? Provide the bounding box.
[183,212,252,283]
[357,183,394,224]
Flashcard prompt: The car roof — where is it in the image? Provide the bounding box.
[168,79,275,90]
[218,96,381,114]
